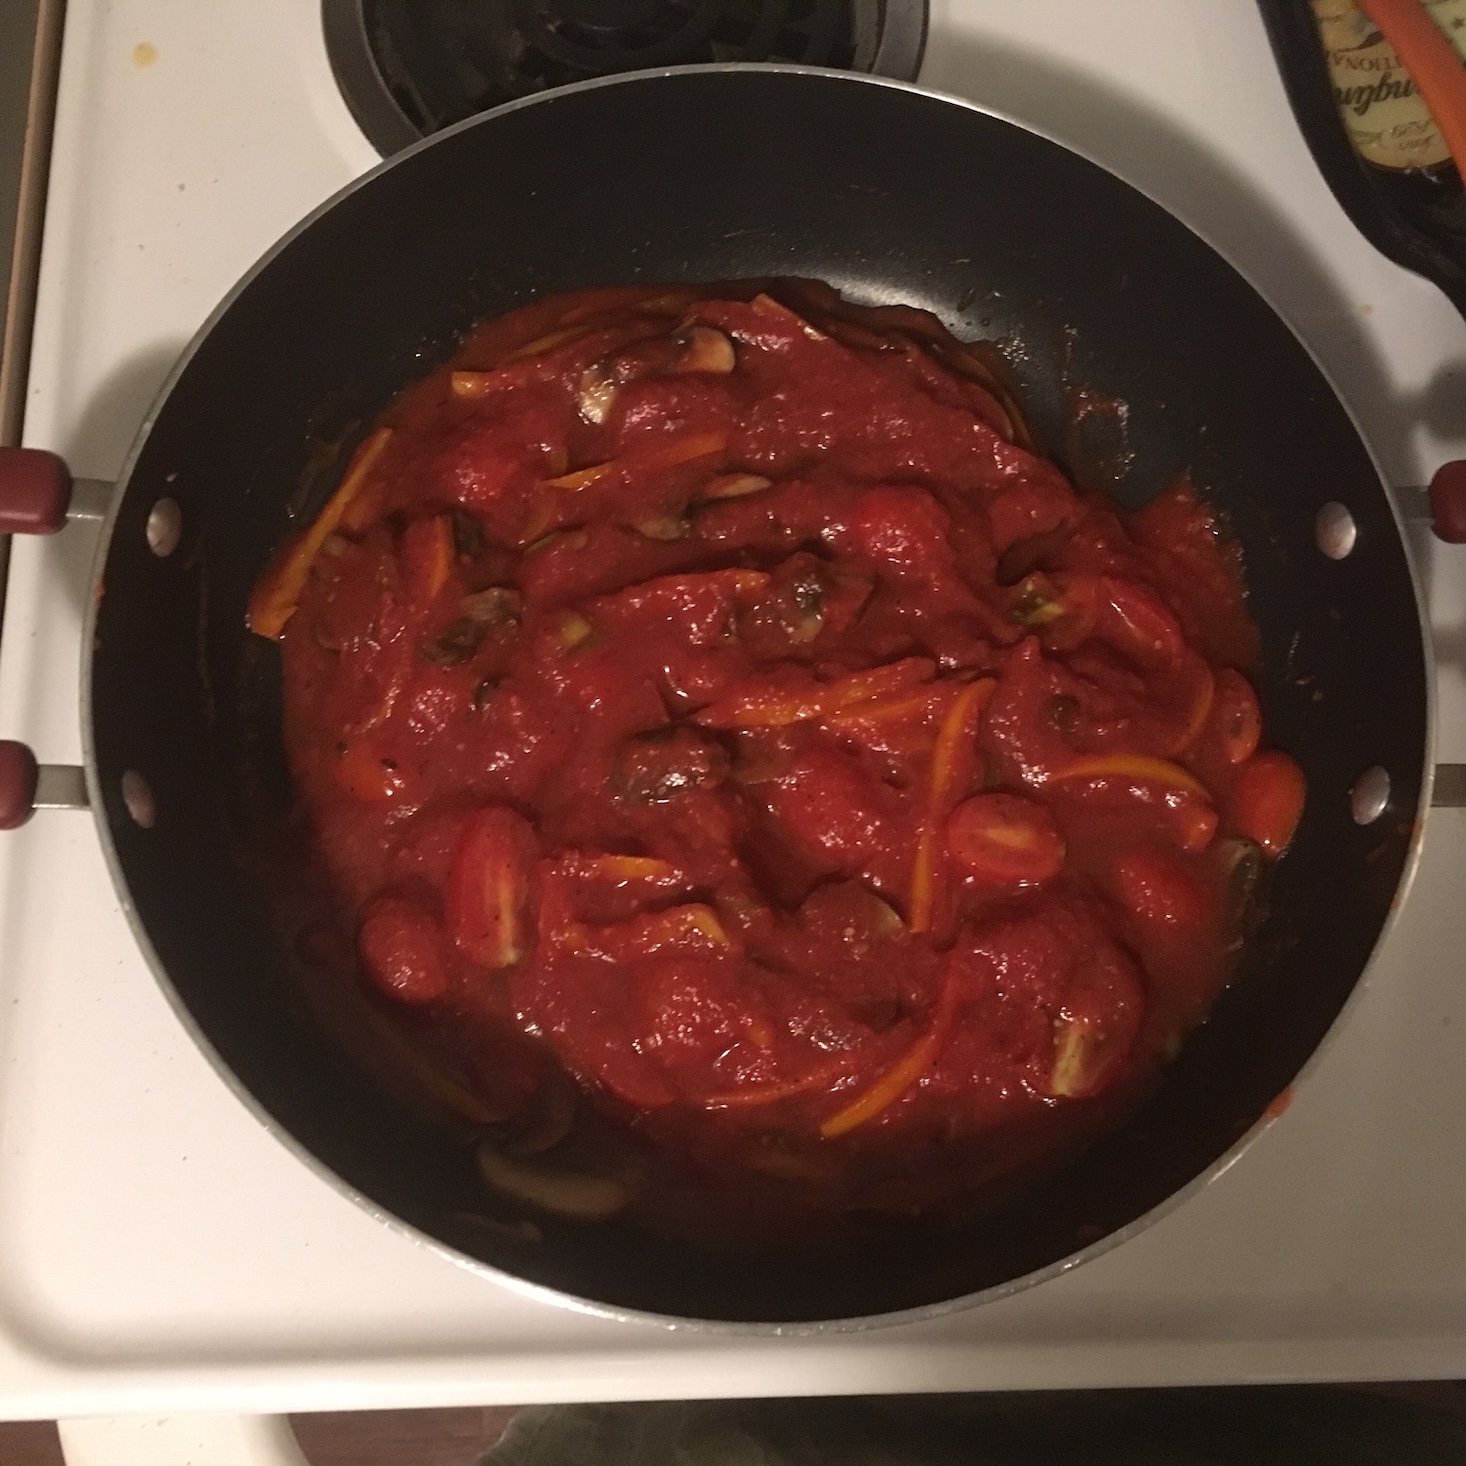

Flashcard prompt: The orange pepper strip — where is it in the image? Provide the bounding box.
[1359,0,1466,178]
[823,689,944,731]
[541,433,727,493]
[820,971,962,1138]
[247,427,393,639]
[909,678,996,933]
[1049,753,1211,801]
[698,657,936,730]
[908,828,941,939]
[403,514,455,601]
[579,855,679,883]
[643,431,727,469]
[543,462,615,490]
[704,1054,854,1110]
[929,678,995,802]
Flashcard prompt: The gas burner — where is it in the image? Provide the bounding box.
[323,0,926,155]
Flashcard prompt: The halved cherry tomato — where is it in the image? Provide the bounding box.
[448,806,539,968]
[844,485,956,584]
[1231,749,1306,857]
[946,793,1065,886]
[358,895,449,1004]
[1211,667,1262,766]
[1092,576,1184,668]
[1111,848,1210,930]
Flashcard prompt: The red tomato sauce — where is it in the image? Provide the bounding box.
[250,282,1304,1243]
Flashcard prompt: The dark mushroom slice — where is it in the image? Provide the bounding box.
[614,725,732,803]
[420,586,522,666]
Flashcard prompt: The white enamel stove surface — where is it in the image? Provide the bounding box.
[1,0,1466,1422]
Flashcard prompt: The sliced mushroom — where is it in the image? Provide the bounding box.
[450,508,487,559]
[634,514,689,542]
[576,362,618,425]
[477,1142,632,1221]
[669,325,736,375]
[614,726,731,803]
[1050,1020,1091,1099]
[420,586,522,666]
[461,586,522,626]
[1049,1015,1128,1100]
[420,618,489,668]
[504,1073,579,1157]
[557,610,594,650]
[698,473,772,501]
[1007,573,1068,627]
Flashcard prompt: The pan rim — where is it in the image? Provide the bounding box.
[76,62,1436,1335]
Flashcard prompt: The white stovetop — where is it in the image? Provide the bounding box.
[1,0,1466,1420]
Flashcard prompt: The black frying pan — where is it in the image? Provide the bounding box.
[0,69,1434,1325]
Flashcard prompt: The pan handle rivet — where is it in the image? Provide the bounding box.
[1315,502,1357,560]
[146,497,182,557]
[121,769,155,828]
[1351,765,1390,825]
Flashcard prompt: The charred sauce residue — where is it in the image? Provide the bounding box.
[248,280,1305,1245]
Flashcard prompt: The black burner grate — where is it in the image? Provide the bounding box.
[323,0,926,155]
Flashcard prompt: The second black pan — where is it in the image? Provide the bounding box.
[68,67,1427,1324]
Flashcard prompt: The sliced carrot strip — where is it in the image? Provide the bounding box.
[248,427,393,639]
[1049,753,1210,801]
[910,678,996,933]
[820,974,960,1138]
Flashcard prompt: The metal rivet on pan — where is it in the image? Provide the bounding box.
[1351,765,1390,826]
[1315,501,1357,560]
[145,496,182,557]
[121,769,156,828]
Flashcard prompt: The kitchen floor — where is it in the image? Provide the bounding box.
[0,1408,521,1465]
[2,1389,1466,1464]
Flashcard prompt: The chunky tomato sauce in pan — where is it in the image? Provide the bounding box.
[249,282,1305,1244]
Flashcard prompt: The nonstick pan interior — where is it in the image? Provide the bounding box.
[86,69,1427,1324]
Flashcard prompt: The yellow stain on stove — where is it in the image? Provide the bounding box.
[132,41,158,67]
